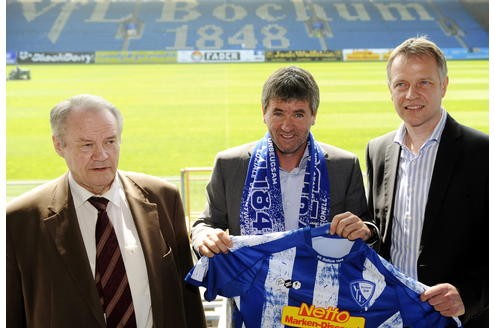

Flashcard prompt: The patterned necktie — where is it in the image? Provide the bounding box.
[88,197,137,328]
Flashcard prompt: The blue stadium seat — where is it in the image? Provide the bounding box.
[6,0,488,52]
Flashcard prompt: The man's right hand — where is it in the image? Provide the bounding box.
[198,229,233,258]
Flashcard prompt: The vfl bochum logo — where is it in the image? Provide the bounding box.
[350,280,375,308]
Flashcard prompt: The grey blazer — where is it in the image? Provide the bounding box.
[366,114,488,325]
[191,141,371,251]
[7,171,206,328]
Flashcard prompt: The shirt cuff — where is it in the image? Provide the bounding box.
[363,221,380,246]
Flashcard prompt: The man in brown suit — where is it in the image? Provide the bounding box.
[6,94,206,328]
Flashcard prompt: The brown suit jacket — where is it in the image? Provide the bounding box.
[6,171,206,328]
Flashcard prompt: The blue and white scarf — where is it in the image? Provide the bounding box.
[239,132,330,235]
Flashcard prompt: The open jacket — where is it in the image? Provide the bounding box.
[7,171,206,328]
[366,114,488,325]
[191,141,372,251]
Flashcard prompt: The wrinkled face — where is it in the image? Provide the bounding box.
[389,54,448,131]
[263,98,315,159]
[53,108,120,195]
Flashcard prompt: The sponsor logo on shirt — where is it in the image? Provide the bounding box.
[281,303,365,327]
[277,278,301,289]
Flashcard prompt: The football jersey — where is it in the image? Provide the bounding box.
[186,224,462,328]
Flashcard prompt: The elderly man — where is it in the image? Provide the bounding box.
[7,94,206,328]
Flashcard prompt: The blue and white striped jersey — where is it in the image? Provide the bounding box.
[186,224,462,328]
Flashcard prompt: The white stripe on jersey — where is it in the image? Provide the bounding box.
[260,247,296,327]
[363,258,386,309]
[313,261,340,307]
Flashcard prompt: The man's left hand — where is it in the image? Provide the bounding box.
[420,283,465,317]
[330,211,372,241]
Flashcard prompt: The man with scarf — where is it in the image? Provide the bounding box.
[191,66,378,257]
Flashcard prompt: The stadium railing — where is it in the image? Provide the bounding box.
[180,167,213,232]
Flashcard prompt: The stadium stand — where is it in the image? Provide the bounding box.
[7,0,488,53]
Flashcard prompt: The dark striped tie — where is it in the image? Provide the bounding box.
[88,197,137,328]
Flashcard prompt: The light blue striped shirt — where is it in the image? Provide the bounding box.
[390,109,447,279]
[280,147,310,231]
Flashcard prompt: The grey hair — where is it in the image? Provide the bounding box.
[261,66,320,115]
[386,36,448,84]
[50,94,123,142]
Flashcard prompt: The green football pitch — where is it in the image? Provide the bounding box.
[6,60,489,203]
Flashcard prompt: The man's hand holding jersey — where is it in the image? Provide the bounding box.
[198,211,374,258]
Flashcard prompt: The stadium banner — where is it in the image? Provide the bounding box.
[265,50,342,62]
[343,49,391,61]
[6,52,17,65]
[177,50,264,63]
[95,51,177,64]
[16,51,95,64]
[442,47,489,60]
[343,48,489,62]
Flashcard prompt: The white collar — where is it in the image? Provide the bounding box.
[68,172,122,209]
[393,108,447,147]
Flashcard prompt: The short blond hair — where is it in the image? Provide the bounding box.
[387,36,448,84]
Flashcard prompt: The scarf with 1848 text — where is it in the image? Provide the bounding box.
[239,132,330,235]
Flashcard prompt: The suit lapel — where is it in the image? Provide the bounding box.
[421,115,461,242]
[43,175,106,327]
[119,172,167,328]
[382,140,400,242]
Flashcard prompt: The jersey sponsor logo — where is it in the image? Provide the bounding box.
[281,303,365,328]
[276,278,301,290]
[350,280,375,308]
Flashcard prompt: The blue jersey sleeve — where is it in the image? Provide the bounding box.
[185,246,267,301]
[372,251,463,327]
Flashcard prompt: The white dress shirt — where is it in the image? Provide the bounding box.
[69,173,153,328]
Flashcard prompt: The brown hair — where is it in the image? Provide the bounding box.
[261,66,320,115]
